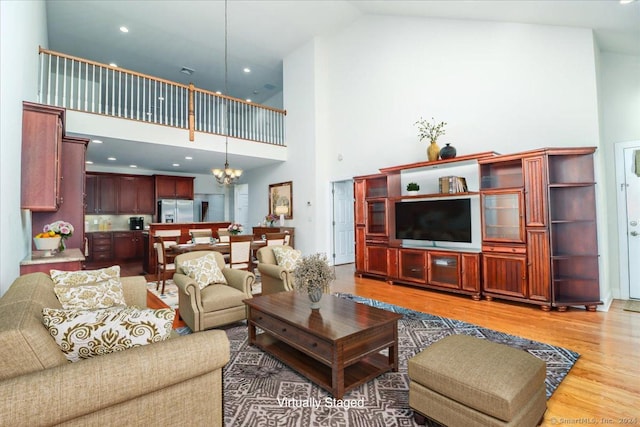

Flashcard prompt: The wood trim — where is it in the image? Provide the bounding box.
[379,151,498,174]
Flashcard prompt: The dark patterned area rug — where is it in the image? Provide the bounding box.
[211,293,579,426]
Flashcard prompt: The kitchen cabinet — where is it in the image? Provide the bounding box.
[21,102,65,211]
[155,175,194,199]
[85,173,118,214]
[113,231,144,260]
[118,176,155,214]
[31,135,89,252]
[87,232,113,264]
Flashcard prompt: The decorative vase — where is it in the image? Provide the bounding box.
[58,238,66,252]
[440,143,457,159]
[427,141,440,162]
[308,287,323,310]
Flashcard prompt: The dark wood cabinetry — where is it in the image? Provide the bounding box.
[21,102,65,211]
[155,175,194,199]
[87,232,113,264]
[479,147,601,311]
[85,174,118,214]
[113,231,144,260]
[354,149,600,311]
[117,176,155,214]
[86,173,157,215]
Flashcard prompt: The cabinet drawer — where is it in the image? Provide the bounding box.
[250,310,332,363]
[482,245,525,254]
[93,244,112,252]
[92,252,113,261]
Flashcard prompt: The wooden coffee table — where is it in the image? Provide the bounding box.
[244,292,402,399]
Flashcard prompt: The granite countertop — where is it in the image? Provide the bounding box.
[21,248,85,265]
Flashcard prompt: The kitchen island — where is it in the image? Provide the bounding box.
[20,248,85,275]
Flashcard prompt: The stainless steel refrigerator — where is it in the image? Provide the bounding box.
[158,199,194,223]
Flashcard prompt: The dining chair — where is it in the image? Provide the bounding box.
[217,228,231,243]
[265,232,286,246]
[189,229,213,244]
[227,235,253,270]
[154,235,179,294]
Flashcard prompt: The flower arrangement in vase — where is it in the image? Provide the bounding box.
[265,214,279,227]
[292,253,336,310]
[35,220,74,253]
[414,117,447,161]
[227,223,243,235]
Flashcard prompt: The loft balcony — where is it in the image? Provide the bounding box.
[36,48,287,172]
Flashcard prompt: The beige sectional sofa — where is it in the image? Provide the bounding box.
[0,272,229,426]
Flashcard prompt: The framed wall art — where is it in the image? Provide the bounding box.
[269,181,293,219]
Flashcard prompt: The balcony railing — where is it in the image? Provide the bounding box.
[37,47,286,145]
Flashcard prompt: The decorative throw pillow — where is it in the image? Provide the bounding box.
[42,306,175,362]
[272,246,302,271]
[180,253,227,290]
[50,266,125,310]
[53,278,126,310]
[50,265,121,287]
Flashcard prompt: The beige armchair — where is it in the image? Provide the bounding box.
[173,251,254,332]
[256,245,295,295]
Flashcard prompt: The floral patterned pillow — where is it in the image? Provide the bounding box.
[181,253,227,290]
[53,278,126,310]
[50,266,125,309]
[42,306,175,362]
[50,265,120,286]
[272,246,302,271]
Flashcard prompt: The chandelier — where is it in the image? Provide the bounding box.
[212,0,242,185]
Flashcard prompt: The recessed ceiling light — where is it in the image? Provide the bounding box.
[109,63,118,67]
[119,26,129,33]
[85,160,94,164]
[246,99,252,103]
[620,0,636,4]
[243,67,251,73]
[172,163,180,167]
[215,91,222,95]
[129,165,137,168]
[108,157,116,161]
[92,139,103,144]
[185,156,193,160]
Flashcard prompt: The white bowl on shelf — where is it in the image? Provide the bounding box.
[33,236,61,255]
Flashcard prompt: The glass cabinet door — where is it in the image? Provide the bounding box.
[366,200,387,235]
[481,191,525,243]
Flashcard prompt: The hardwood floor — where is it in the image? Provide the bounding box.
[330,264,640,424]
[135,262,640,423]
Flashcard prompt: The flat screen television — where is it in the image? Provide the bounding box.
[395,198,472,244]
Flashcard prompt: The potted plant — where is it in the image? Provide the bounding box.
[292,253,336,309]
[407,182,420,195]
[414,117,447,161]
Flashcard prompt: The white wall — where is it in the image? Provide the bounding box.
[261,14,610,297]
[0,0,48,295]
[598,52,640,298]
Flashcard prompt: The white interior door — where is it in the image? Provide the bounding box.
[234,184,249,232]
[332,180,355,265]
[623,146,640,299]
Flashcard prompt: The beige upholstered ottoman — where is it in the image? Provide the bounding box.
[408,335,546,427]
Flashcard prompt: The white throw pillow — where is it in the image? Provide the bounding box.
[42,306,175,362]
[50,266,125,309]
[181,253,227,290]
[272,246,302,271]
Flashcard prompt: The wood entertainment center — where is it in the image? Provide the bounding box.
[354,148,602,311]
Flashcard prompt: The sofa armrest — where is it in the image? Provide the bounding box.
[257,263,287,280]
[258,263,294,294]
[121,275,148,307]
[174,273,202,307]
[222,268,254,297]
[0,330,229,426]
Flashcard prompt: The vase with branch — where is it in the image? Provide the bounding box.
[415,117,447,161]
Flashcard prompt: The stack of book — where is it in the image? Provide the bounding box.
[439,176,468,193]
